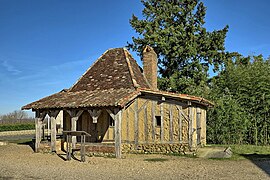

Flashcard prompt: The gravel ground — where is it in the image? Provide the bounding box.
[0,144,269,180]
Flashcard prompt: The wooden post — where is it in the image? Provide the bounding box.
[196,108,201,145]
[51,116,56,152]
[106,108,122,158]
[144,107,148,142]
[71,117,77,148]
[188,102,193,148]
[160,101,164,143]
[66,110,84,149]
[47,116,50,137]
[169,104,173,143]
[201,109,207,146]
[152,101,156,141]
[34,110,45,153]
[49,110,60,152]
[67,134,71,160]
[177,106,182,143]
[42,124,45,140]
[46,110,60,152]
[126,109,129,143]
[115,108,122,158]
[81,134,86,162]
[134,99,138,148]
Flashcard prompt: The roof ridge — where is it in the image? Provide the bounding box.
[124,49,152,89]
[123,49,139,89]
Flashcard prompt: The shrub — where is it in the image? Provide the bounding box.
[0,123,35,132]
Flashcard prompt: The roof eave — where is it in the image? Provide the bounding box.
[138,88,214,107]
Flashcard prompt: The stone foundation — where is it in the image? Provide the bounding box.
[85,144,115,154]
[121,143,189,154]
[37,141,190,156]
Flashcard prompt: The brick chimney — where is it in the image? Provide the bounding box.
[142,45,158,90]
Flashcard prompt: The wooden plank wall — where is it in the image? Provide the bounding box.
[60,97,207,148]
[120,97,206,147]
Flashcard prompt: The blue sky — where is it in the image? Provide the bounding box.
[0,0,270,115]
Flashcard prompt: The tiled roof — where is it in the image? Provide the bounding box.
[22,88,139,110]
[22,48,149,110]
[22,48,212,110]
[70,48,149,92]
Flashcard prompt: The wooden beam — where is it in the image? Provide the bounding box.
[138,100,149,113]
[144,106,148,143]
[34,110,46,153]
[71,117,78,149]
[66,110,84,119]
[48,110,60,152]
[106,108,116,140]
[139,95,188,107]
[188,102,193,148]
[134,99,139,147]
[176,106,189,122]
[196,107,201,145]
[177,106,183,143]
[151,101,156,141]
[114,108,122,158]
[106,108,115,120]
[66,110,84,149]
[160,102,164,143]
[88,109,102,123]
[126,109,130,143]
[66,134,72,160]
[169,104,173,143]
[107,115,110,140]
[202,109,207,145]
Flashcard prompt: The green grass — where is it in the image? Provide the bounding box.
[208,144,270,160]
[230,144,270,160]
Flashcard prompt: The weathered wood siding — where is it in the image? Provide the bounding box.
[119,96,207,148]
[61,96,207,149]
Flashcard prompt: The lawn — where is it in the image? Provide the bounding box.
[206,144,270,160]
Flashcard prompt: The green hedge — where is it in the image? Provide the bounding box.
[0,123,35,132]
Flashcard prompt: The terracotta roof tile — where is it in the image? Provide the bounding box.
[22,88,137,110]
[22,48,150,110]
[22,48,212,110]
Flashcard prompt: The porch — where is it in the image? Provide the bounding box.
[34,108,122,158]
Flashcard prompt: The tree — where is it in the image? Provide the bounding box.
[128,0,229,96]
[0,110,29,121]
[207,54,270,145]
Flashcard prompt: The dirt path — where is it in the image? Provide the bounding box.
[0,144,269,180]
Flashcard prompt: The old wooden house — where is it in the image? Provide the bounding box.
[22,46,212,158]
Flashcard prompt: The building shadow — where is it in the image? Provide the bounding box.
[17,139,35,152]
[56,153,68,161]
[56,151,82,162]
[240,154,270,176]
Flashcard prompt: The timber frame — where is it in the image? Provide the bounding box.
[23,48,212,159]
[33,107,123,158]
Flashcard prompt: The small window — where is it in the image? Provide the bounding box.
[109,116,115,127]
[155,116,161,127]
